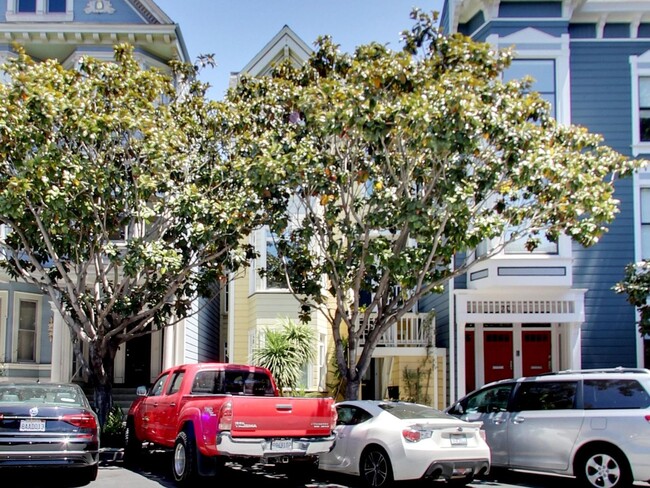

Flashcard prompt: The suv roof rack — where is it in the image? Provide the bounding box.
[539,367,650,376]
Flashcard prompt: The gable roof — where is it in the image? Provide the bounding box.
[229,25,312,88]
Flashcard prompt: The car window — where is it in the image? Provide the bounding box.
[336,405,373,426]
[378,402,451,420]
[462,384,514,414]
[149,373,169,397]
[583,379,650,409]
[168,371,185,395]
[511,381,577,411]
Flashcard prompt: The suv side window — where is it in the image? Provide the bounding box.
[450,384,514,415]
[583,379,650,409]
[511,381,578,411]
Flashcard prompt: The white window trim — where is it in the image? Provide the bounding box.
[6,0,73,22]
[486,28,571,126]
[11,292,42,363]
[630,50,650,156]
[0,291,8,363]
[632,170,650,367]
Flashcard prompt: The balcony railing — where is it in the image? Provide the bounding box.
[359,313,432,348]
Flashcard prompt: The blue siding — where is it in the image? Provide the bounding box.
[640,24,650,38]
[603,23,630,39]
[569,23,597,39]
[569,40,650,368]
[73,0,148,24]
[472,20,567,42]
[498,1,562,18]
[197,287,221,362]
[458,10,485,37]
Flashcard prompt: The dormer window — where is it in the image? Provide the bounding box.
[6,0,72,21]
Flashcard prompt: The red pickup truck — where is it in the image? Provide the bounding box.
[124,362,337,484]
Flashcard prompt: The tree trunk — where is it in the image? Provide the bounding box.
[344,367,361,400]
[88,341,117,428]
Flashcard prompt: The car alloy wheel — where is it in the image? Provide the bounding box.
[576,448,631,488]
[361,447,393,488]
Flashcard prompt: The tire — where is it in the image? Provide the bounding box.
[575,447,632,488]
[82,463,99,483]
[123,418,142,465]
[360,446,394,488]
[172,430,198,484]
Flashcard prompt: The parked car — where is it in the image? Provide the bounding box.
[446,367,650,488]
[0,382,99,483]
[318,400,490,487]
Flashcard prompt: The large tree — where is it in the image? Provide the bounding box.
[0,45,262,425]
[226,10,648,400]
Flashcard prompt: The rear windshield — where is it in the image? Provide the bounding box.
[191,370,275,396]
[377,402,452,420]
[0,385,84,406]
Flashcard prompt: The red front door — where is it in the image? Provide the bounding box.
[465,331,476,392]
[522,330,551,376]
[484,330,513,383]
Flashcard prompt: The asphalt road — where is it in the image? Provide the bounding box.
[5,450,650,488]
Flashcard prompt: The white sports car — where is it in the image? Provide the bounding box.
[318,400,490,487]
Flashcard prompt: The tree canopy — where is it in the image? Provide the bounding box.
[226,10,647,400]
[0,44,262,423]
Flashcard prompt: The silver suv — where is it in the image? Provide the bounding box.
[446,368,650,488]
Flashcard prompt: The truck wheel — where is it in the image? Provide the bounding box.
[172,431,198,484]
[123,418,142,465]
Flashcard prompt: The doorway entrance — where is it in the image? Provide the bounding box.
[522,330,551,376]
[483,330,513,383]
[125,334,151,386]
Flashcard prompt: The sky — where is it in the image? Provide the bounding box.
[154,0,444,100]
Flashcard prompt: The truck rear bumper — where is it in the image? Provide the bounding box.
[216,433,336,459]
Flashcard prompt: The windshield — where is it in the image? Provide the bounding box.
[377,402,453,420]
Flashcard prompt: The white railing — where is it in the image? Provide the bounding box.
[359,313,432,347]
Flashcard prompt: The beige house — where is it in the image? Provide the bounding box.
[225,25,447,408]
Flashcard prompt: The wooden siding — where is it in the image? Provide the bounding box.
[388,354,447,410]
[569,40,650,368]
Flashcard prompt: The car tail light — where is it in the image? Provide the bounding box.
[219,400,233,431]
[479,429,487,441]
[61,413,97,430]
[402,428,421,443]
[645,415,650,423]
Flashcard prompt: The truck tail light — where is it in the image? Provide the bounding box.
[330,404,337,430]
[219,400,233,431]
[479,429,487,441]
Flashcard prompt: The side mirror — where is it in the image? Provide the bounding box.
[136,386,148,397]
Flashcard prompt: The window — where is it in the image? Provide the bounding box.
[168,371,185,395]
[511,381,578,411]
[583,379,650,409]
[149,373,169,396]
[17,300,37,361]
[17,0,36,12]
[457,384,514,414]
[47,0,65,12]
[641,188,650,259]
[7,0,71,19]
[641,77,650,143]
[504,59,556,118]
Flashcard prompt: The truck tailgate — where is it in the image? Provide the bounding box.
[229,396,333,438]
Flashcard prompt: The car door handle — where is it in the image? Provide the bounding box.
[170,402,176,407]
[492,418,505,425]
[512,416,526,424]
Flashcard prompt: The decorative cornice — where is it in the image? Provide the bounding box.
[84,0,115,15]
[128,0,160,25]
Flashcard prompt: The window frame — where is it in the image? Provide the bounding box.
[0,291,8,363]
[11,292,43,363]
[6,0,73,21]
[631,50,650,156]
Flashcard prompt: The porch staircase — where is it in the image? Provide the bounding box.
[81,385,139,415]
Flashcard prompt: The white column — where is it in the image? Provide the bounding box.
[163,324,175,370]
[568,322,582,370]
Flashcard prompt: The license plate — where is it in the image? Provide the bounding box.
[20,420,45,432]
[271,439,292,451]
[450,434,467,446]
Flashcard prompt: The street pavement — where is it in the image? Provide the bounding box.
[5,448,650,488]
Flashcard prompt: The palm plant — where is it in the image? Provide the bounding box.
[253,319,315,396]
